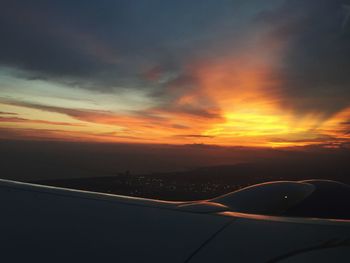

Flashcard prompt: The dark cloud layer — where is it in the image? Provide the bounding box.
[1,0,350,116]
[258,0,350,114]
[0,0,256,91]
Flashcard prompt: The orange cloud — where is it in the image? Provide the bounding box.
[2,35,350,147]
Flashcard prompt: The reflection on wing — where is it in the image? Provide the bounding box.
[211,181,315,214]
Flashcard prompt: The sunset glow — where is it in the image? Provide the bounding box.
[1,0,350,148]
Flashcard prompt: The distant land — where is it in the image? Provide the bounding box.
[36,158,350,201]
[1,140,349,201]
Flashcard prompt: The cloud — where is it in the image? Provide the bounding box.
[0,127,139,142]
[2,0,350,111]
[0,116,83,126]
[173,134,215,139]
[256,0,350,114]
[0,0,275,92]
[0,1,118,78]
[0,98,217,137]
[0,111,17,115]
[2,0,350,147]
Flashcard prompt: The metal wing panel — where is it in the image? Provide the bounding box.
[189,215,350,262]
[0,180,231,263]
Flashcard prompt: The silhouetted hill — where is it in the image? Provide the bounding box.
[36,155,350,201]
[1,140,349,200]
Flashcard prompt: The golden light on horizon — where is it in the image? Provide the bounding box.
[173,46,350,147]
[1,37,350,148]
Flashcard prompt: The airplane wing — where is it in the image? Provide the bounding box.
[0,179,349,262]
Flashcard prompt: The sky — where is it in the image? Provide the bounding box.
[1,0,350,147]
